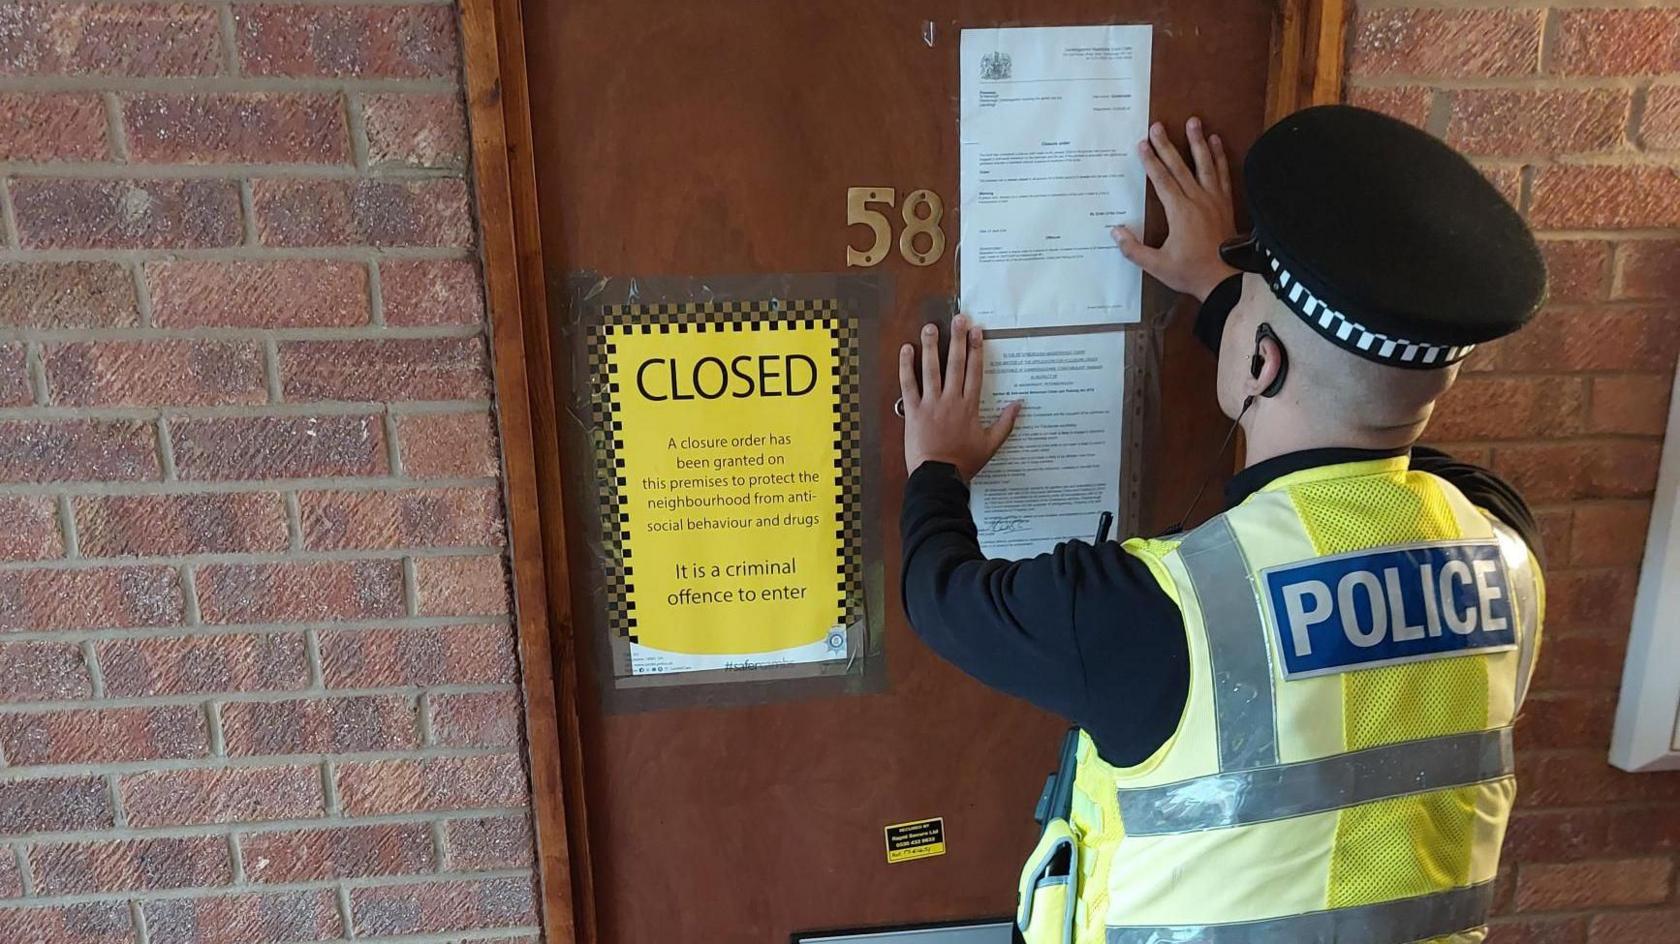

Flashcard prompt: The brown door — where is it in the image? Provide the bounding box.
[521,2,1274,939]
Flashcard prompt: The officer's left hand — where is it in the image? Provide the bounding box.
[900,314,1021,480]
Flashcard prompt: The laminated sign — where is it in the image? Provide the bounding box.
[588,300,865,677]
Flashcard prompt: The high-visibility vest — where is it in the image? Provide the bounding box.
[1018,456,1543,944]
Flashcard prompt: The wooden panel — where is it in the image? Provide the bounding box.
[462,0,1349,941]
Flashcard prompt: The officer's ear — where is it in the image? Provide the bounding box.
[1249,323,1289,399]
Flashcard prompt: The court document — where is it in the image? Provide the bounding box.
[971,331,1125,558]
[959,24,1152,329]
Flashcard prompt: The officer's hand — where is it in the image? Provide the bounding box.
[1113,116,1238,303]
[900,314,1021,481]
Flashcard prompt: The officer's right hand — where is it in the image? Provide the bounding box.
[1113,116,1238,303]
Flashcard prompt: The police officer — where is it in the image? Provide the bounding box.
[898,105,1545,944]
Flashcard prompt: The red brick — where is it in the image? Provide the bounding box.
[120,764,322,828]
[0,776,112,835]
[1571,501,1653,567]
[443,815,533,871]
[0,641,90,703]
[1551,8,1680,77]
[1519,753,1680,809]
[397,411,501,478]
[1516,858,1673,911]
[196,559,405,624]
[171,414,388,480]
[148,259,370,328]
[0,704,206,765]
[350,876,536,937]
[1486,917,1588,944]
[0,344,28,408]
[1644,85,1680,151]
[99,632,308,698]
[43,340,266,408]
[1589,374,1673,437]
[241,822,434,883]
[0,496,63,561]
[221,695,417,756]
[0,262,138,329]
[1518,691,1619,750]
[431,691,522,748]
[1446,89,1628,157]
[1476,306,1680,374]
[415,555,510,616]
[0,566,183,632]
[0,853,16,898]
[364,92,468,166]
[11,178,243,249]
[0,93,108,161]
[1476,164,1523,210]
[252,178,473,247]
[0,902,132,944]
[318,623,517,688]
[144,890,341,944]
[1529,633,1628,693]
[300,486,505,550]
[1588,911,1680,943]
[123,92,348,164]
[337,753,529,815]
[1345,86,1431,128]
[0,420,159,483]
[75,493,288,558]
[1538,241,1611,303]
[32,835,230,894]
[1349,8,1540,78]
[0,2,223,77]
[281,337,492,402]
[1429,377,1585,441]
[1543,566,1639,636]
[1534,507,1572,564]
[236,5,457,78]
[381,259,484,326]
[1618,241,1680,300]
[1504,808,1654,863]
[1531,166,1680,230]
[1493,442,1660,504]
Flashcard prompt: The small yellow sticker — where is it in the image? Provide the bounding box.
[884,817,946,864]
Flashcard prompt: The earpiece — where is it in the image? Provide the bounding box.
[1251,322,1289,398]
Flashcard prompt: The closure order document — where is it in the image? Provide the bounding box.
[971,331,1126,558]
[960,24,1152,328]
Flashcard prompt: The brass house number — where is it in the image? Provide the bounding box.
[846,187,946,267]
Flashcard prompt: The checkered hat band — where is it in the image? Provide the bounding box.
[1262,248,1474,368]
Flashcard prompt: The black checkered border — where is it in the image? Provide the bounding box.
[1262,247,1474,369]
[585,297,866,648]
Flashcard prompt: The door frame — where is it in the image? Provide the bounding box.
[456,2,1347,941]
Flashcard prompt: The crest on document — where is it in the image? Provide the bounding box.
[981,51,1012,80]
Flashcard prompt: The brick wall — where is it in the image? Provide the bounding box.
[0,3,541,943]
[1349,3,1680,940]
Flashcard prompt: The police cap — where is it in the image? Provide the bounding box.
[1219,105,1545,369]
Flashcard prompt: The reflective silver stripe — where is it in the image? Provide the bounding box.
[1106,881,1495,944]
[1117,727,1514,836]
[1490,517,1541,710]
[1177,517,1278,771]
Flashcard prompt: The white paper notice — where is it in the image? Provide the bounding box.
[960,25,1152,329]
[971,332,1126,558]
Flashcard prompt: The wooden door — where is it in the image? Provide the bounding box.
[517,2,1275,940]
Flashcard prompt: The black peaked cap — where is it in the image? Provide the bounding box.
[1236,105,1546,368]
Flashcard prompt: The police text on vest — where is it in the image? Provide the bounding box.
[1262,543,1518,678]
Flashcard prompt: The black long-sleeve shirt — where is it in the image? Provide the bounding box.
[899,446,1540,768]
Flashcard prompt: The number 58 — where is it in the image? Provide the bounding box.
[846,187,946,268]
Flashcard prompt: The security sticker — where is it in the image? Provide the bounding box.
[884,817,946,864]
